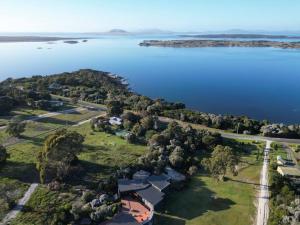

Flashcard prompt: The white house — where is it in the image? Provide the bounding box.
[109,117,122,126]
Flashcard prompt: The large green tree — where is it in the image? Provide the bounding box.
[106,100,123,117]
[0,145,9,165]
[201,145,239,181]
[5,117,26,138]
[37,129,84,183]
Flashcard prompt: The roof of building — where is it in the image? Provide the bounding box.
[136,186,165,207]
[104,212,139,225]
[118,179,150,193]
[133,170,151,180]
[147,175,170,191]
[164,166,186,182]
[277,166,300,177]
[109,117,122,125]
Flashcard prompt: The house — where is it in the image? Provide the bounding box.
[104,212,140,225]
[109,117,122,126]
[147,175,170,192]
[277,155,286,166]
[132,170,151,181]
[277,166,300,178]
[115,171,172,225]
[164,166,186,182]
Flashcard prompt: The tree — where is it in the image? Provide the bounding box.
[106,100,123,116]
[169,146,185,169]
[125,132,137,144]
[140,116,155,131]
[201,145,239,181]
[148,134,167,147]
[6,117,26,137]
[0,145,9,165]
[70,97,79,105]
[0,96,14,115]
[131,123,145,137]
[37,129,84,183]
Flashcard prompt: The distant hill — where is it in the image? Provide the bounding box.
[108,29,128,34]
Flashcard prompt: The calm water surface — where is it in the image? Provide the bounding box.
[0,36,300,123]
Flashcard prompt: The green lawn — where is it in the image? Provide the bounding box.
[270,142,287,161]
[156,140,264,225]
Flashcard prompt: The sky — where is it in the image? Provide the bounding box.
[0,0,299,33]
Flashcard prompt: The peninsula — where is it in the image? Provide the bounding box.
[139,40,300,49]
[179,34,300,39]
[0,36,87,43]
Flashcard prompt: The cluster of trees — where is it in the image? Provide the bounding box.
[69,189,120,224]
[162,109,266,135]
[37,129,84,183]
[91,109,239,180]
[0,79,53,114]
[268,169,299,224]
[5,116,26,138]
[137,121,223,174]
[260,124,300,139]
[2,69,300,140]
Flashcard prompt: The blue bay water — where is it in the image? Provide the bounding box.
[0,36,300,123]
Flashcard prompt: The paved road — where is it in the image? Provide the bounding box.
[256,140,271,225]
[0,183,38,225]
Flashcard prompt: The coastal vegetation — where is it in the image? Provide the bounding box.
[0,69,299,224]
[140,40,300,49]
[1,69,299,139]
[268,143,300,225]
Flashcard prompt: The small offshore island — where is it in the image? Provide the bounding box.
[139,39,300,49]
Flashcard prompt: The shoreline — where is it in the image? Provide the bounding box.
[0,36,88,43]
[139,40,300,49]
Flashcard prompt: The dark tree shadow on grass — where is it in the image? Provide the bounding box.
[0,161,39,183]
[66,160,116,188]
[158,177,235,221]
[37,117,76,126]
[226,177,259,186]
[155,213,186,225]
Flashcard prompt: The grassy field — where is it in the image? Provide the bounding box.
[156,139,264,225]
[10,186,76,225]
[0,105,146,220]
[0,104,76,127]
[0,116,147,222]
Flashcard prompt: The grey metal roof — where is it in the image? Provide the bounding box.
[118,179,149,193]
[147,175,170,191]
[136,186,165,207]
[104,212,139,225]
